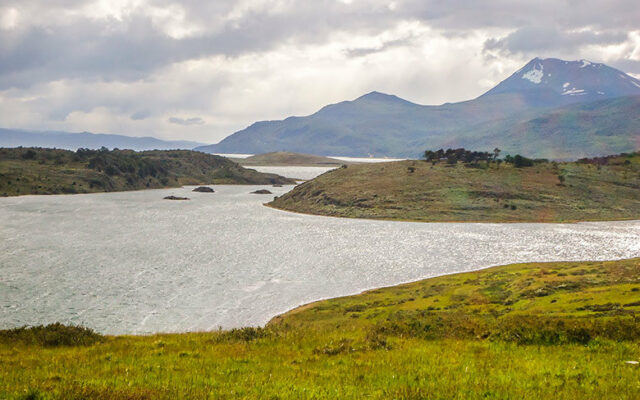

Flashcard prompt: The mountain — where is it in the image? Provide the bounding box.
[482,58,640,105]
[442,95,640,160]
[0,128,204,151]
[195,58,640,159]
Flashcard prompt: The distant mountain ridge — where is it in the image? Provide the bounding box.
[195,57,640,159]
[0,128,204,151]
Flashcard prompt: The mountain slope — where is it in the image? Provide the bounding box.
[0,128,204,151]
[483,58,640,104]
[196,58,640,158]
[443,95,640,159]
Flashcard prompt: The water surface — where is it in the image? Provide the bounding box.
[1,175,639,334]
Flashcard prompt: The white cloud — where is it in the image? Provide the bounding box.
[0,0,639,143]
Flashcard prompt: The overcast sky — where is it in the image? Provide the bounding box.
[1,0,639,144]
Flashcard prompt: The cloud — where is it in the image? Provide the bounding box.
[168,116,205,126]
[131,110,151,120]
[0,0,638,143]
[484,26,629,56]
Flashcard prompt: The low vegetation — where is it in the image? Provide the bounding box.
[270,151,640,222]
[0,147,295,196]
[235,151,348,167]
[0,323,103,347]
[2,258,640,399]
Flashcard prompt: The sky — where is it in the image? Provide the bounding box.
[1,0,639,144]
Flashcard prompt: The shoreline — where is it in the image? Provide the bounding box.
[264,202,640,225]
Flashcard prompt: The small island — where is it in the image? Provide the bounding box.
[234,151,350,167]
[163,195,189,201]
[251,189,273,194]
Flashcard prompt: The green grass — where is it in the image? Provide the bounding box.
[0,147,295,197]
[269,153,640,222]
[2,258,640,399]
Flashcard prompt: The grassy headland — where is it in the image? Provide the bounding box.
[2,258,640,399]
[234,151,349,167]
[269,152,640,222]
[0,147,295,196]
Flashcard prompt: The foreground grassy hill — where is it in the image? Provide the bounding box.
[235,151,348,167]
[2,258,640,399]
[0,147,295,196]
[269,152,640,222]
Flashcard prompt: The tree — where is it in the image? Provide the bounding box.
[493,148,501,161]
[504,154,533,168]
[557,174,566,186]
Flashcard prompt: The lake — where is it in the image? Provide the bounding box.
[1,166,639,334]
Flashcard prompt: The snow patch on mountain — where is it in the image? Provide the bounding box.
[580,60,592,68]
[563,82,570,89]
[563,88,586,96]
[522,63,544,84]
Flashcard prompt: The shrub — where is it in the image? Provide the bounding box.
[213,327,271,343]
[512,154,534,168]
[21,150,37,160]
[0,323,103,347]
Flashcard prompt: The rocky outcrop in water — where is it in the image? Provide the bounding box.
[192,186,215,193]
[251,189,273,194]
[164,195,190,200]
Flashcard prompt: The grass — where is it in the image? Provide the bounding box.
[0,147,295,197]
[2,258,640,399]
[234,151,348,167]
[269,153,640,222]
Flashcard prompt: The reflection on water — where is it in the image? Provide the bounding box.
[1,180,639,334]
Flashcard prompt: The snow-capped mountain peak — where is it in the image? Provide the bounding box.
[481,57,640,107]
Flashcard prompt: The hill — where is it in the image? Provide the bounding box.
[441,95,640,160]
[195,58,640,158]
[2,258,640,399]
[236,151,348,166]
[0,147,294,196]
[0,128,204,151]
[269,152,640,222]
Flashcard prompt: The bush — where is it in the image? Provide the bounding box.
[0,323,104,347]
[512,154,534,168]
[21,150,37,160]
[368,312,640,345]
[213,327,271,343]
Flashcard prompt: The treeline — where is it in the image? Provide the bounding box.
[423,148,548,168]
[577,152,639,166]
